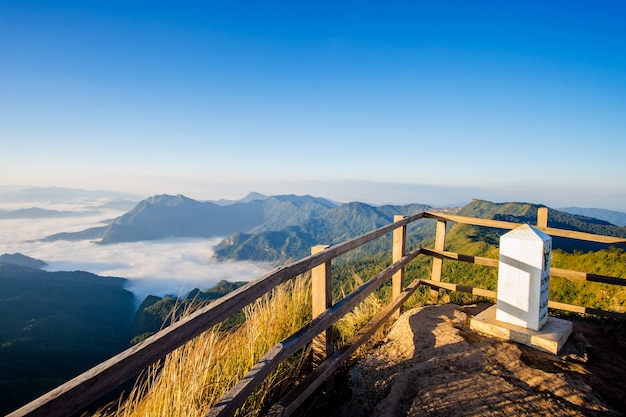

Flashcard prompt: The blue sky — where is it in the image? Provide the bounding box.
[1,1,625,210]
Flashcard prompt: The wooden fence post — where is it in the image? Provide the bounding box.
[392,215,407,320]
[430,220,447,302]
[310,245,334,395]
[537,207,548,228]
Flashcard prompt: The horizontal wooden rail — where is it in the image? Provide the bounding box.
[10,213,425,417]
[550,267,626,286]
[207,248,423,417]
[9,259,331,417]
[548,301,626,320]
[541,226,626,245]
[421,248,626,287]
[422,279,497,299]
[421,248,499,267]
[10,207,626,417]
[266,278,423,417]
[424,212,521,231]
[423,280,626,320]
[424,212,626,245]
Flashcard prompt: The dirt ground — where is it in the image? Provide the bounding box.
[334,304,626,417]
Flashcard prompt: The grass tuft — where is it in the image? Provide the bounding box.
[92,275,312,417]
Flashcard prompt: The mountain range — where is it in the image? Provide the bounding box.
[0,253,47,268]
[42,193,340,244]
[42,193,433,261]
[3,192,626,414]
[0,254,246,415]
[558,206,626,226]
[40,193,626,263]
[0,260,134,415]
[456,199,626,252]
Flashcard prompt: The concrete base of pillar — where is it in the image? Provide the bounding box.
[470,305,572,355]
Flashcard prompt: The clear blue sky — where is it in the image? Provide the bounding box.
[1,1,625,210]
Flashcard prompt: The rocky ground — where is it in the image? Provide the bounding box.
[332,304,626,417]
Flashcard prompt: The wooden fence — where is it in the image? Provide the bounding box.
[8,208,626,417]
[422,208,626,320]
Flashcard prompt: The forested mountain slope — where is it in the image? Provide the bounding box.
[213,201,433,262]
[558,206,626,226]
[0,254,248,415]
[415,200,626,312]
[0,262,134,415]
[456,199,626,252]
[43,194,339,244]
[214,199,626,263]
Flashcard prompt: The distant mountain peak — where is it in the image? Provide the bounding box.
[269,194,339,208]
[209,192,268,206]
[558,206,626,226]
[241,192,268,202]
[0,253,47,269]
[145,194,195,207]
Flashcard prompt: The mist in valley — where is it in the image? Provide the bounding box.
[0,200,271,303]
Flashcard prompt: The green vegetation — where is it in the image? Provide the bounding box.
[0,263,135,415]
[4,199,626,416]
[214,205,434,263]
[550,247,626,312]
[419,219,626,314]
[91,234,626,417]
[0,255,250,415]
[458,199,626,253]
[93,276,315,417]
[215,199,626,264]
[130,281,248,343]
[92,272,414,417]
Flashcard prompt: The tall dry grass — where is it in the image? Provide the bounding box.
[92,275,312,417]
[92,271,405,417]
[334,274,385,347]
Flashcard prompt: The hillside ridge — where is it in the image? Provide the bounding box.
[39,195,626,263]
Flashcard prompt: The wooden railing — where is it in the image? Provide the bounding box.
[422,208,626,320]
[8,209,626,417]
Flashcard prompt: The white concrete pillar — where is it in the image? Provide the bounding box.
[495,224,552,331]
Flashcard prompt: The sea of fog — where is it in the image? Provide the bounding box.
[0,202,272,303]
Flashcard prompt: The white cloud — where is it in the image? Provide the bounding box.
[0,210,272,303]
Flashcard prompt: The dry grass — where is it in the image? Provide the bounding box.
[333,275,382,343]
[92,275,312,417]
[91,271,405,417]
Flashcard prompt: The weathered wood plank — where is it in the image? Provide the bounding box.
[430,219,447,301]
[311,245,332,366]
[421,248,625,287]
[8,264,297,417]
[540,226,626,245]
[550,267,626,286]
[424,212,522,231]
[310,245,335,397]
[424,212,626,245]
[13,208,625,417]
[206,343,285,417]
[548,301,626,320]
[537,207,549,228]
[421,248,499,268]
[266,278,423,417]
[206,248,423,417]
[10,214,425,417]
[392,215,407,320]
[423,281,626,320]
[322,211,424,260]
[422,279,497,299]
